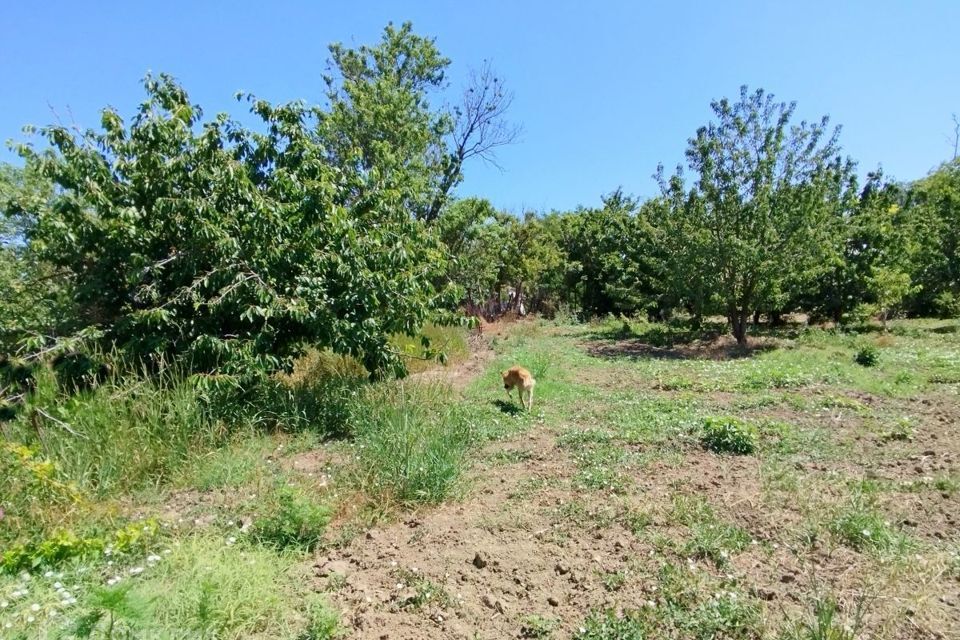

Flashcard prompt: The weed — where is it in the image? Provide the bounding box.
[352,382,473,506]
[854,343,880,367]
[67,583,153,639]
[701,417,757,455]
[575,608,651,639]
[880,417,913,442]
[828,495,908,553]
[252,484,332,551]
[781,595,868,640]
[394,568,452,610]
[601,569,627,592]
[520,614,559,638]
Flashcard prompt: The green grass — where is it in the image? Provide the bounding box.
[350,382,475,506]
[670,495,752,567]
[575,563,761,640]
[827,493,911,554]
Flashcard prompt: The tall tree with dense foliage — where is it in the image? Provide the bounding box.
[660,86,848,344]
[0,164,72,351]
[904,159,960,317]
[11,25,468,376]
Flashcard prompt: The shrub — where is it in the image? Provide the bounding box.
[853,343,879,367]
[252,485,332,551]
[701,417,757,455]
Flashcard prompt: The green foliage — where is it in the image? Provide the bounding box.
[4,365,211,495]
[659,86,849,344]
[828,494,907,553]
[781,596,865,640]
[701,417,758,455]
[68,583,154,639]
[351,382,473,505]
[1,520,160,575]
[138,535,331,639]
[520,615,560,638]
[13,26,460,378]
[252,485,332,551]
[853,343,879,367]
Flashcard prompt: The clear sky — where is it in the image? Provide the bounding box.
[2,1,958,213]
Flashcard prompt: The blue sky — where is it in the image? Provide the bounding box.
[2,1,958,212]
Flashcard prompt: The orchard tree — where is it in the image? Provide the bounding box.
[660,86,847,344]
[435,197,509,305]
[904,159,960,317]
[13,28,461,377]
[0,164,71,351]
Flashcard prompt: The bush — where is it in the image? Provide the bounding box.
[195,352,364,438]
[853,343,879,367]
[252,485,332,552]
[701,417,757,455]
[933,291,960,319]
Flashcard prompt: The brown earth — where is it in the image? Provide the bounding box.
[307,330,960,639]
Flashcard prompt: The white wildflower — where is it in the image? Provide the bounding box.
[31,603,41,612]
[129,566,144,576]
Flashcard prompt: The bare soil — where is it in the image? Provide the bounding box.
[310,330,960,639]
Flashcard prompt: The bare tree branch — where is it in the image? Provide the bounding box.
[423,61,522,222]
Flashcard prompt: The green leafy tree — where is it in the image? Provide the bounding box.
[867,265,918,330]
[557,190,663,318]
[13,27,462,376]
[435,197,508,306]
[659,86,847,344]
[903,159,960,317]
[0,164,72,352]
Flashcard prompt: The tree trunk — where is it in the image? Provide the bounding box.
[731,310,750,346]
[752,310,761,326]
[771,310,784,326]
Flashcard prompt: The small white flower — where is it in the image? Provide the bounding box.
[147,554,161,563]
[53,581,63,589]
[862,529,872,537]
[4,622,12,629]
[20,572,31,581]
[0,601,7,608]
[31,603,41,612]
[129,567,144,576]
[26,615,36,623]
[44,571,54,578]
[163,549,172,555]
[226,536,237,545]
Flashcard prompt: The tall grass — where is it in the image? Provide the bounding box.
[3,366,211,496]
[390,323,470,374]
[351,382,474,506]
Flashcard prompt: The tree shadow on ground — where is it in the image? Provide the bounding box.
[583,318,782,361]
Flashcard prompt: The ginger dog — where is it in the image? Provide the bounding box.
[502,365,536,410]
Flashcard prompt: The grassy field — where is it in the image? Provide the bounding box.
[2,317,959,638]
